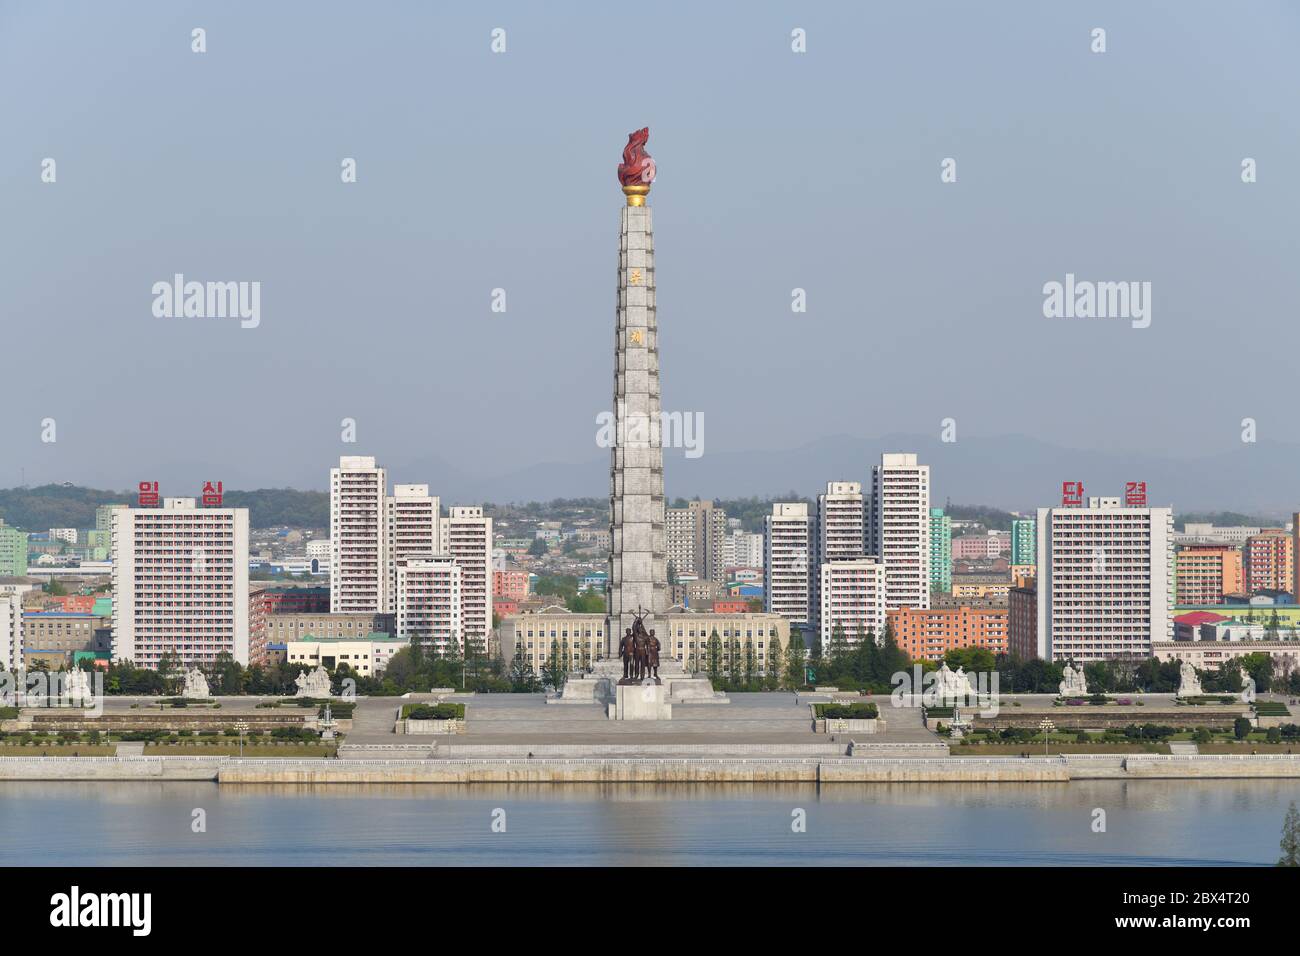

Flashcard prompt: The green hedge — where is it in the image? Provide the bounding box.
[402,703,465,720]
[814,703,879,720]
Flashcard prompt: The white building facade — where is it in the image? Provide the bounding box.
[869,453,931,611]
[110,498,250,667]
[395,558,462,655]
[385,483,441,615]
[330,456,388,614]
[764,502,813,628]
[1036,496,1174,662]
[442,506,493,652]
[819,558,886,649]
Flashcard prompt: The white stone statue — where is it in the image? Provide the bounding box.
[294,666,333,698]
[1241,673,1256,703]
[1177,660,1203,698]
[62,668,93,706]
[1058,663,1088,697]
[181,666,210,700]
[934,662,975,702]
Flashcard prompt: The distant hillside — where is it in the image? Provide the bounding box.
[0,485,327,531]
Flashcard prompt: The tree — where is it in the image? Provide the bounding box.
[876,620,909,685]
[510,655,539,692]
[1279,801,1300,866]
[765,633,783,688]
[567,591,605,614]
[541,639,566,690]
[743,640,757,688]
[528,538,548,557]
[784,633,808,690]
[828,624,847,664]
[1238,652,1275,693]
[706,630,723,685]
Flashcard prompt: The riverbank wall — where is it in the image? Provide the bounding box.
[3,753,1300,783]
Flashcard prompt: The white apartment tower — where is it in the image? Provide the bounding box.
[724,531,764,570]
[385,483,441,615]
[441,506,493,652]
[0,591,22,671]
[764,502,813,627]
[1036,496,1174,662]
[869,453,931,611]
[815,481,867,635]
[819,558,886,649]
[330,456,388,614]
[111,497,250,668]
[396,558,462,655]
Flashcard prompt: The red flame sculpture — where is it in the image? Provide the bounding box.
[618,128,656,186]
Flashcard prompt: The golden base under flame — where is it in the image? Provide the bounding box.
[622,184,650,206]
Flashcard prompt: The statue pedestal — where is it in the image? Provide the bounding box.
[609,682,672,721]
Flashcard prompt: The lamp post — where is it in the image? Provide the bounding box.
[1039,718,1055,757]
[233,720,249,758]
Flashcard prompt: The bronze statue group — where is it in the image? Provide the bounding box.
[618,608,661,684]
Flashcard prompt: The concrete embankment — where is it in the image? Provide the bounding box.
[4,753,1300,783]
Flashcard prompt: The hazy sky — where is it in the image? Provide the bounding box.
[3,1,1298,496]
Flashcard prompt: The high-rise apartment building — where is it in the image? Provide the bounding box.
[1244,530,1293,595]
[0,521,28,577]
[1011,517,1036,566]
[396,558,462,655]
[1035,495,1173,662]
[665,500,728,584]
[1174,544,1243,605]
[929,507,952,593]
[723,530,764,570]
[385,483,441,615]
[764,502,812,628]
[442,506,492,651]
[0,591,22,670]
[330,456,388,614]
[1007,581,1038,659]
[819,558,885,649]
[869,453,931,611]
[110,497,250,668]
[814,481,867,636]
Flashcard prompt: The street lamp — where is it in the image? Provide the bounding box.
[233,720,249,758]
[1039,718,1055,757]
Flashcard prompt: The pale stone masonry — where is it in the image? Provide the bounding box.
[608,201,668,651]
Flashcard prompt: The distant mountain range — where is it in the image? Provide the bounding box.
[4,432,1295,528]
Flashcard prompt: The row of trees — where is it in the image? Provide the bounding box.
[25,633,1300,699]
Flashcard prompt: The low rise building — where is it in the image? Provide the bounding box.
[284,633,408,677]
[888,605,1009,662]
[263,611,396,646]
[1152,640,1300,675]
